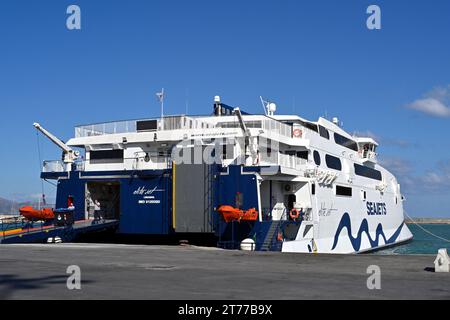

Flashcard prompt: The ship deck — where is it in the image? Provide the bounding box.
[0,219,119,244]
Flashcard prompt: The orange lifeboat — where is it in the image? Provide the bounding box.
[217,205,258,223]
[19,206,54,221]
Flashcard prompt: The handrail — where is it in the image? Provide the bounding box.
[1,216,50,241]
[74,114,300,140]
[43,156,173,173]
[75,115,216,138]
[1,216,23,240]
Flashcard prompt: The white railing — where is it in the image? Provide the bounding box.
[132,156,172,170]
[42,160,85,172]
[262,119,292,138]
[278,153,308,170]
[42,160,66,173]
[361,150,378,162]
[160,116,214,131]
[75,116,216,138]
[75,120,137,138]
[74,114,303,141]
[75,161,85,171]
[259,152,308,171]
[43,157,173,173]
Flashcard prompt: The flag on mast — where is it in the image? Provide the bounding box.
[156,88,165,129]
[156,88,164,103]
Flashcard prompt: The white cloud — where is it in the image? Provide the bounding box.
[379,157,413,177]
[380,158,450,195]
[428,84,450,101]
[407,98,450,117]
[353,131,413,148]
[353,130,380,141]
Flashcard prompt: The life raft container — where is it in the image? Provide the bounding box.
[19,206,54,221]
[217,205,258,223]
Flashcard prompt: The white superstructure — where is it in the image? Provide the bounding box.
[40,96,413,253]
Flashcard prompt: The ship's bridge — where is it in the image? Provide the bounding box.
[354,137,378,163]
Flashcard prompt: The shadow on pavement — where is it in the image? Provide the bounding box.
[0,274,94,299]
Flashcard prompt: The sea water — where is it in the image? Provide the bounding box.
[375,224,450,255]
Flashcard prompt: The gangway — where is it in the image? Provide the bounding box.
[0,216,119,244]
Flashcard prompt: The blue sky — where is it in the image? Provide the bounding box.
[0,0,449,217]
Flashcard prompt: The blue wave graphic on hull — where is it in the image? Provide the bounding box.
[332,213,404,252]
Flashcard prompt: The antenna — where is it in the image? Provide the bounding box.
[260,96,277,116]
[185,88,189,115]
[156,88,165,129]
[259,96,267,115]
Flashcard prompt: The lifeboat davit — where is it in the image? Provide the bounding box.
[19,206,54,221]
[217,205,258,223]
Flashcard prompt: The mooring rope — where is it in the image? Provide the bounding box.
[404,210,450,243]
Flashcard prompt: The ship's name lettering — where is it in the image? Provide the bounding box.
[367,202,387,216]
[133,186,162,196]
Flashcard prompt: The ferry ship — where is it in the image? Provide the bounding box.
[35,96,413,253]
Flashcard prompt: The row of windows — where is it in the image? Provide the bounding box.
[313,150,382,181]
[354,163,382,181]
[334,132,359,152]
[285,150,309,160]
[314,184,372,199]
[314,124,358,153]
[218,121,262,129]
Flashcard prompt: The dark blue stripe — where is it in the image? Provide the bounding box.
[332,212,404,252]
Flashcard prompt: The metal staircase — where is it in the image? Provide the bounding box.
[260,220,281,251]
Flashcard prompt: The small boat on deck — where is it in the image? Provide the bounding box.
[218,205,258,223]
[19,206,54,221]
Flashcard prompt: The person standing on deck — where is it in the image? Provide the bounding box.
[94,200,103,222]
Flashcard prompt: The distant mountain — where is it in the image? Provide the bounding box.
[0,198,16,215]
[0,197,41,215]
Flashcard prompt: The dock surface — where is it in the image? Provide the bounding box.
[0,243,448,300]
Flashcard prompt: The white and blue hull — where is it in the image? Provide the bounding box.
[35,97,413,254]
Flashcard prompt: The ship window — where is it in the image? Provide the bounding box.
[297,151,308,160]
[336,185,352,197]
[334,133,358,152]
[222,144,233,160]
[217,122,240,129]
[312,183,316,195]
[319,125,330,139]
[354,164,382,181]
[222,145,227,160]
[313,151,321,166]
[90,149,124,161]
[285,150,295,156]
[326,154,342,171]
[361,190,367,200]
[301,121,318,132]
[136,120,158,131]
[245,121,262,128]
